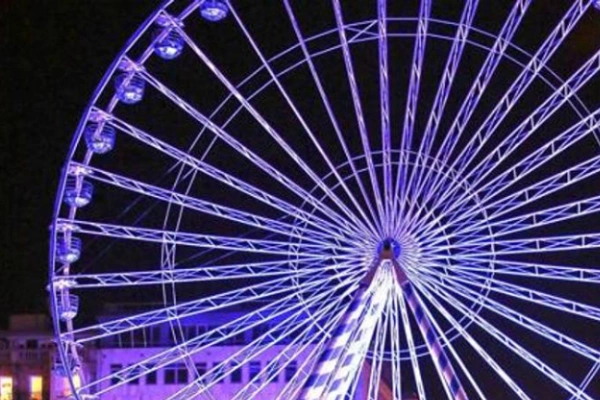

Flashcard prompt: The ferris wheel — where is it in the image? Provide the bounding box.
[49,0,600,399]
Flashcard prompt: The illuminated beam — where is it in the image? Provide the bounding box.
[100,111,363,241]
[332,0,387,231]
[393,0,432,232]
[283,0,383,234]
[228,3,380,236]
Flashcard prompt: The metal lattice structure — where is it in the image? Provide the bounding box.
[50,1,600,399]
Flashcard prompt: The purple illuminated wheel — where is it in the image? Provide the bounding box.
[49,1,600,399]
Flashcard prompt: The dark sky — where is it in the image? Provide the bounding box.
[1,1,157,325]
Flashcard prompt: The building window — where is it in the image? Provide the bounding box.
[110,364,122,386]
[183,325,196,341]
[197,325,207,339]
[221,327,233,345]
[165,363,188,384]
[150,326,162,346]
[121,331,133,348]
[178,366,188,384]
[30,376,43,400]
[269,361,279,383]
[231,332,245,345]
[127,365,139,385]
[230,362,242,383]
[164,367,175,385]
[252,325,269,340]
[249,361,261,382]
[0,376,13,400]
[284,361,297,382]
[195,362,207,379]
[146,369,157,385]
[26,340,38,349]
[133,329,145,347]
[212,362,225,383]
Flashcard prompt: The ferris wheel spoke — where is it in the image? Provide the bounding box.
[415,58,600,244]
[282,0,383,235]
[332,0,387,230]
[401,283,468,400]
[393,0,432,235]
[422,52,600,234]
[421,263,600,323]
[133,68,371,238]
[417,154,600,243]
[414,276,595,400]
[230,296,350,400]
[405,283,489,400]
[400,154,474,237]
[482,258,600,283]
[83,268,358,395]
[86,287,321,395]
[166,270,362,399]
[68,267,344,344]
[276,323,343,400]
[459,49,600,190]
[161,21,375,238]
[55,257,338,289]
[422,255,600,284]
[59,219,349,258]
[425,193,600,247]
[571,364,600,400]
[227,3,380,238]
[101,112,364,241]
[408,184,482,242]
[430,233,600,257]
[410,279,530,399]
[404,0,479,224]
[469,107,600,206]
[411,0,532,223]
[222,271,361,400]
[73,162,345,246]
[231,316,346,400]
[166,306,324,399]
[449,0,592,180]
[471,155,600,224]
[414,0,479,161]
[418,270,600,363]
[377,0,394,234]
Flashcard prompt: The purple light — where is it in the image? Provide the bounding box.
[200,0,229,22]
[56,236,82,264]
[154,30,184,60]
[115,73,145,104]
[84,123,116,154]
[63,177,93,208]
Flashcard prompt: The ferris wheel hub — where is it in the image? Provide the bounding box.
[377,238,402,259]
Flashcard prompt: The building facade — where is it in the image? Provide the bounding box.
[1,312,398,399]
[0,315,53,400]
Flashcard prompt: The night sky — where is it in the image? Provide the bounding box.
[1,1,157,324]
